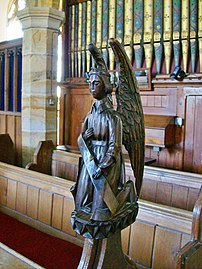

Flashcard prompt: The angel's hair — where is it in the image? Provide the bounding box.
[88,67,113,94]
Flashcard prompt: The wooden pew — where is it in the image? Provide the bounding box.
[0,162,201,268]
[127,162,202,212]
[25,140,55,175]
[0,134,15,165]
[0,243,43,269]
[26,141,202,212]
[176,190,202,269]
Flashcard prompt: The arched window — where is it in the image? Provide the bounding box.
[7,0,25,40]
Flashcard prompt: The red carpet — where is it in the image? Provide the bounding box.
[0,212,82,268]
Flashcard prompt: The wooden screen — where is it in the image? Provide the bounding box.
[184,95,202,173]
[0,39,22,165]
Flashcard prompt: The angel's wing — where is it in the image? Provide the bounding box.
[88,43,108,72]
[109,38,145,196]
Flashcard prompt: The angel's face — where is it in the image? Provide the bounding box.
[89,74,107,100]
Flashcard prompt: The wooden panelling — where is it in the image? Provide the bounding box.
[145,142,185,171]
[59,83,177,147]
[121,227,130,255]
[129,221,155,268]
[192,96,202,173]
[152,227,182,269]
[171,185,189,209]
[184,95,196,172]
[69,88,94,146]
[141,88,177,116]
[66,162,78,181]
[59,82,94,147]
[27,186,39,219]
[52,194,64,230]
[15,116,22,165]
[38,190,53,225]
[187,188,201,211]
[51,159,57,176]
[138,165,202,211]
[55,161,66,179]
[0,115,6,133]
[59,90,71,145]
[16,182,27,214]
[62,197,76,236]
[184,95,202,173]
[52,150,80,181]
[0,161,80,247]
[139,178,157,202]
[7,116,15,143]
[58,78,202,173]
[0,177,7,205]
[7,180,17,209]
[156,182,172,205]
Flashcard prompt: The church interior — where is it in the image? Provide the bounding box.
[0,0,202,268]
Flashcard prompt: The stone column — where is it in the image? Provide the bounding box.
[18,7,65,166]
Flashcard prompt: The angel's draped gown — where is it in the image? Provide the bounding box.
[74,97,125,221]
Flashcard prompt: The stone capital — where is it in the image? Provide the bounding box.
[17,7,65,31]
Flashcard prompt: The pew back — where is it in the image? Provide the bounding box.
[127,163,202,211]
[26,142,202,212]
[51,149,202,212]
[52,150,79,181]
[0,134,15,165]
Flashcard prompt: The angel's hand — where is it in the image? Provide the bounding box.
[83,128,94,141]
[92,167,102,179]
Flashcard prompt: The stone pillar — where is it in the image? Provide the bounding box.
[18,7,65,166]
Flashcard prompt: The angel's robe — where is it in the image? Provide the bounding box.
[73,97,125,221]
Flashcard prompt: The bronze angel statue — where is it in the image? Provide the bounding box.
[71,39,145,240]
